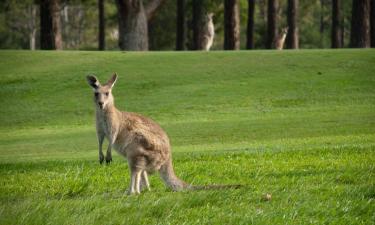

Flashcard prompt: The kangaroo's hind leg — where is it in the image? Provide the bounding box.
[127,155,147,195]
[140,170,151,191]
[127,167,142,195]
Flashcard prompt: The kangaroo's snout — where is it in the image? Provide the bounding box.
[98,102,104,108]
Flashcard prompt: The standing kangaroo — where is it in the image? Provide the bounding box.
[274,27,289,50]
[87,74,240,194]
[201,13,215,51]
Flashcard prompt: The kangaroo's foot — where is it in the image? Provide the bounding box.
[105,157,112,164]
[99,153,104,164]
[105,155,112,164]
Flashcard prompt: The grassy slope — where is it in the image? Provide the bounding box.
[0,50,374,224]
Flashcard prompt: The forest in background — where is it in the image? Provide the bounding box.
[0,0,373,50]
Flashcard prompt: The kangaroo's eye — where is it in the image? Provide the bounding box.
[94,93,99,97]
[105,92,109,96]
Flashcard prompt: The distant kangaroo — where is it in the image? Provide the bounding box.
[274,27,288,50]
[201,13,215,51]
[86,74,240,194]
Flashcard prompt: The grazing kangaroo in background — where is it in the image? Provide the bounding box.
[201,13,215,51]
[86,74,241,194]
[275,27,289,50]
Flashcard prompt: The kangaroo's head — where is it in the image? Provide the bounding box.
[281,27,289,35]
[206,12,214,21]
[86,73,117,110]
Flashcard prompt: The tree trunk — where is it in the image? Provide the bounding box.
[267,0,278,49]
[224,0,240,50]
[192,0,204,50]
[286,0,298,49]
[246,0,255,49]
[115,0,164,51]
[371,0,375,47]
[350,0,370,48]
[98,0,105,50]
[176,0,185,50]
[40,0,54,49]
[51,0,62,50]
[28,5,37,50]
[331,0,342,48]
[40,0,62,50]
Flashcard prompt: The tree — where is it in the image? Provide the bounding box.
[98,0,105,50]
[192,0,204,50]
[350,0,370,48]
[40,0,54,49]
[266,0,278,49]
[246,0,255,49]
[51,0,62,49]
[371,0,375,47]
[115,0,165,51]
[286,0,299,49]
[40,0,62,50]
[176,0,185,50]
[224,0,240,50]
[331,0,342,48]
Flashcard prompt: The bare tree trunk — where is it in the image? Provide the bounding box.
[40,0,54,49]
[224,0,240,50]
[267,0,278,49]
[98,0,105,50]
[51,0,62,49]
[331,0,342,48]
[30,31,36,50]
[350,0,370,48]
[246,0,255,49]
[115,0,164,51]
[28,5,37,50]
[176,0,185,50]
[192,0,204,50]
[286,0,298,49]
[371,0,375,47]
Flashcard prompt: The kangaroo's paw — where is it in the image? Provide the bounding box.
[99,154,104,164]
[105,155,112,164]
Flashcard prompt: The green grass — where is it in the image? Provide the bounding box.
[0,49,374,224]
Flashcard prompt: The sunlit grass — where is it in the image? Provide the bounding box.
[0,49,374,224]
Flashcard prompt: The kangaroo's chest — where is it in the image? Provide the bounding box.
[97,115,117,139]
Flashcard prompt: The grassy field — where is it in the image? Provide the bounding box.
[0,49,374,224]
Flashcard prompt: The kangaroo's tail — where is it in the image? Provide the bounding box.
[159,158,242,191]
[159,158,189,191]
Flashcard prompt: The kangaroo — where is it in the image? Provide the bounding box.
[274,27,289,50]
[86,74,241,194]
[201,13,215,51]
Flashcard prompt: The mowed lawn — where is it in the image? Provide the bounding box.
[0,49,374,224]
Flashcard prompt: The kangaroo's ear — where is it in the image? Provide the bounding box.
[106,73,118,88]
[86,75,100,89]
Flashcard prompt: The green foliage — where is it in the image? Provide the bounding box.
[0,50,375,224]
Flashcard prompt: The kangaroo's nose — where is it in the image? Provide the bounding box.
[98,102,104,107]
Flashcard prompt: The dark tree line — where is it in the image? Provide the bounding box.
[30,0,375,50]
